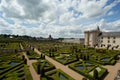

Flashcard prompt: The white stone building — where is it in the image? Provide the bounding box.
[84,26,120,50]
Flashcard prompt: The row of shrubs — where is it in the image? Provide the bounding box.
[24,65,33,80]
[54,57,78,65]
[0,62,24,79]
[42,69,75,80]
[69,64,108,80]
[90,57,116,65]
[0,61,24,75]
[26,50,40,59]
[32,60,55,74]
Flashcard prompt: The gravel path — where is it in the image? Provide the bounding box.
[103,60,120,80]
[20,44,40,80]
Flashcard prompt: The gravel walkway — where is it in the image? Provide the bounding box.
[103,60,120,80]
[20,44,40,80]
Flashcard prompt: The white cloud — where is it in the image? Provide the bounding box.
[76,0,119,18]
[0,18,9,28]
[107,11,114,16]
[83,19,120,32]
[0,0,120,38]
[0,0,49,20]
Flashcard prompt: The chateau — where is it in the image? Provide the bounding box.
[84,26,120,50]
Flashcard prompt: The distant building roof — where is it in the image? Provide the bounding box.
[101,32,120,37]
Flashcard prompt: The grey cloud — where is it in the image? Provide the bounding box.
[1,0,49,20]
[1,29,12,34]
[17,0,48,20]
[70,29,82,34]
[2,6,23,19]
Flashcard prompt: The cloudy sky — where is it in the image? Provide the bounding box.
[0,0,120,38]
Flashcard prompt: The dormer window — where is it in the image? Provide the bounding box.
[113,40,115,43]
[113,37,116,39]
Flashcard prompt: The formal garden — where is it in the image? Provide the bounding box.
[32,54,74,80]
[0,52,32,80]
[26,50,41,59]
[28,41,120,80]
[0,40,120,80]
[69,61,107,80]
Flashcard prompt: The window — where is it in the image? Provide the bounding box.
[108,40,110,43]
[108,37,110,39]
[101,37,103,39]
[113,37,116,39]
[113,40,115,43]
[101,40,103,43]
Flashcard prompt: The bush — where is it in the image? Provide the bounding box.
[68,63,108,80]
[93,69,98,80]
[32,60,55,74]
[24,65,33,80]
[44,69,75,80]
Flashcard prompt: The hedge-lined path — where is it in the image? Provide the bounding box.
[20,44,40,80]
[103,60,120,80]
[34,48,84,80]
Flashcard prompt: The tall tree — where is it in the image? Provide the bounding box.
[94,69,98,80]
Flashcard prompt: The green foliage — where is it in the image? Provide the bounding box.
[68,61,107,80]
[93,69,98,80]
[43,69,75,80]
[26,50,40,59]
[32,60,55,74]
[24,65,33,80]
[82,77,88,80]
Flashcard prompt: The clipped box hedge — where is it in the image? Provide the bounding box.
[32,60,55,73]
[42,69,75,80]
[69,64,108,80]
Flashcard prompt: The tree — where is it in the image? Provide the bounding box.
[24,58,27,64]
[49,52,52,57]
[83,55,86,60]
[76,54,79,60]
[52,53,54,57]
[26,51,29,55]
[82,77,87,80]
[15,49,18,53]
[40,64,45,77]
[43,54,45,59]
[22,55,25,60]
[94,69,98,80]
[37,62,41,74]
[86,55,89,60]
[80,54,83,59]
[40,54,43,58]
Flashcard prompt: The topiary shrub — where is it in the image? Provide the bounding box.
[24,58,27,64]
[37,62,41,74]
[82,77,88,80]
[93,69,98,80]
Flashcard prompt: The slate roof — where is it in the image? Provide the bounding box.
[101,32,120,37]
